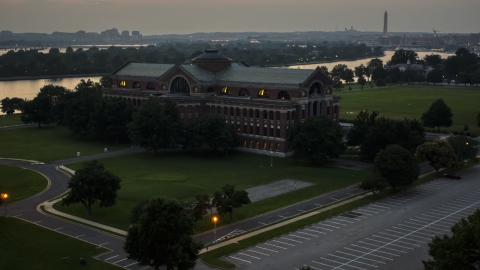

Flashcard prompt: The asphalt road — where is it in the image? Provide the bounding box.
[224,165,480,270]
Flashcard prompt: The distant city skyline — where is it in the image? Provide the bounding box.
[1,0,479,35]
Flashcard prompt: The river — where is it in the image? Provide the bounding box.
[0,51,454,104]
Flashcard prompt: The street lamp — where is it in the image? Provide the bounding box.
[1,193,7,218]
[212,216,218,244]
[270,151,273,167]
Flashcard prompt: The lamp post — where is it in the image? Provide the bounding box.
[212,216,218,244]
[270,151,273,167]
[1,193,7,218]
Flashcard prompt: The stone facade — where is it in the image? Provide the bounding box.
[104,50,340,156]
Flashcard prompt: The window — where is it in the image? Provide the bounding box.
[243,140,247,146]
[239,88,249,97]
[276,143,281,151]
[255,141,259,148]
[119,80,126,88]
[270,143,274,150]
[207,87,215,93]
[147,82,155,90]
[170,77,190,93]
[221,87,231,95]
[133,81,140,88]
[277,91,290,100]
[309,82,323,96]
[263,142,267,149]
[258,89,269,98]
[250,140,253,147]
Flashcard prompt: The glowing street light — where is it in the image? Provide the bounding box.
[212,216,218,244]
[1,193,8,218]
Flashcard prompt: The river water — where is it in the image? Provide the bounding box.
[0,51,454,104]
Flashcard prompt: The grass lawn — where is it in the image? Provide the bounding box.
[0,165,48,203]
[56,151,372,233]
[0,125,129,162]
[0,114,22,127]
[0,218,121,270]
[337,85,480,134]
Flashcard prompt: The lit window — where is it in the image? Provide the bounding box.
[249,140,253,147]
[255,141,259,148]
[278,91,290,100]
[263,142,267,149]
[133,81,140,88]
[221,87,231,95]
[243,140,247,146]
[119,81,126,87]
[258,89,269,98]
[276,143,281,151]
[270,143,274,150]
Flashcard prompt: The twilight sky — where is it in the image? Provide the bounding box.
[1,0,479,35]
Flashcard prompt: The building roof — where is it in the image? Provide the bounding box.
[113,63,174,77]
[191,49,231,61]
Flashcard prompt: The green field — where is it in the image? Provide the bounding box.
[0,125,129,162]
[0,165,48,203]
[57,152,371,233]
[0,114,23,127]
[0,218,121,270]
[337,86,480,134]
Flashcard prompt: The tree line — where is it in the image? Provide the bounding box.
[0,42,383,77]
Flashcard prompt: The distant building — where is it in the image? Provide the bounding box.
[131,31,142,41]
[384,60,435,77]
[104,49,340,156]
[383,11,388,38]
[121,31,130,41]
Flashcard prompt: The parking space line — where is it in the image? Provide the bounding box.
[365,237,413,250]
[255,246,279,253]
[297,231,320,237]
[355,209,378,214]
[297,209,305,212]
[384,198,408,203]
[264,243,287,249]
[336,251,386,264]
[312,260,346,269]
[98,242,108,246]
[429,209,464,215]
[34,220,42,224]
[409,219,450,228]
[229,256,251,263]
[238,253,261,259]
[139,267,150,270]
[311,225,333,231]
[390,227,433,237]
[412,216,452,225]
[368,205,389,209]
[375,201,399,206]
[320,257,367,270]
[113,258,127,264]
[104,255,118,261]
[281,237,302,243]
[351,244,400,257]
[75,234,85,238]
[273,239,295,246]
[316,223,340,229]
[379,231,429,241]
[248,249,269,256]
[444,202,472,208]
[325,220,348,226]
[289,234,310,240]
[333,218,355,223]
[329,254,379,267]
[278,215,287,218]
[258,222,268,225]
[124,262,138,268]
[314,203,323,206]
[371,235,420,247]
[359,241,407,253]
[54,227,63,231]
[304,228,326,234]
[343,247,393,260]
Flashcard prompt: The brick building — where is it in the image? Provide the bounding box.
[105,49,340,156]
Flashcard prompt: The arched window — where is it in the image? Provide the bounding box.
[119,80,126,88]
[207,87,215,93]
[258,89,269,98]
[239,88,249,97]
[277,91,290,100]
[147,82,155,90]
[221,87,231,95]
[133,81,140,88]
[170,77,190,93]
[309,82,323,96]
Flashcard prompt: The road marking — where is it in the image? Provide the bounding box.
[34,220,42,224]
[289,234,310,240]
[264,243,287,249]
[368,204,389,209]
[382,230,430,241]
[330,197,340,201]
[98,242,108,246]
[297,209,305,212]
[104,255,118,261]
[139,267,150,270]
[113,258,127,264]
[329,254,378,267]
[331,199,480,270]
[351,244,400,257]
[248,249,269,256]
[75,234,85,238]
[13,214,22,217]
[344,247,393,260]
[314,203,323,206]
[312,260,344,269]
[229,256,251,263]
[281,237,302,243]
[54,227,63,231]
[356,209,379,214]
[333,218,354,223]
[325,220,347,226]
[304,228,326,234]
[258,222,268,225]
[336,251,386,264]
[316,223,339,229]
[255,246,278,253]
[238,253,260,259]
[278,215,287,218]
[365,237,413,250]
[124,262,138,268]
[390,227,433,237]
[272,239,295,246]
[311,225,333,231]
[371,235,420,247]
[321,257,366,270]
[359,241,407,253]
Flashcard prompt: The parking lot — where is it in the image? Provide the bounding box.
[223,166,480,270]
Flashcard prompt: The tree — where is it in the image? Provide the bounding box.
[357,76,366,89]
[288,116,344,162]
[185,114,238,155]
[20,95,54,128]
[426,70,443,85]
[124,197,203,270]
[212,184,251,221]
[347,110,379,146]
[1,97,24,114]
[471,69,480,87]
[354,64,366,78]
[342,68,355,84]
[331,64,347,83]
[421,99,453,132]
[415,140,457,172]
[447,135,478,163]
[371,66,387,81]
[374,145,419,190]
[358,174,386,197]
[423,209,480,270]
[89,97,133,143]
[375,79,386,88]
[415,74,425,85]
[457,72,470,86]
[100,76,113,88]
[37,84,69,107]
[319,66,329,76]
[128,97,182,154]
[423,54,442,67]
[62,160,121,216]
[186,194,212,222]
[387,49,419,65]
[366,58,383,81]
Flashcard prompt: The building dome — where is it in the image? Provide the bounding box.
[191,49,232,72]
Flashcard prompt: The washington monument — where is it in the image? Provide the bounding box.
[383,11,388,38]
